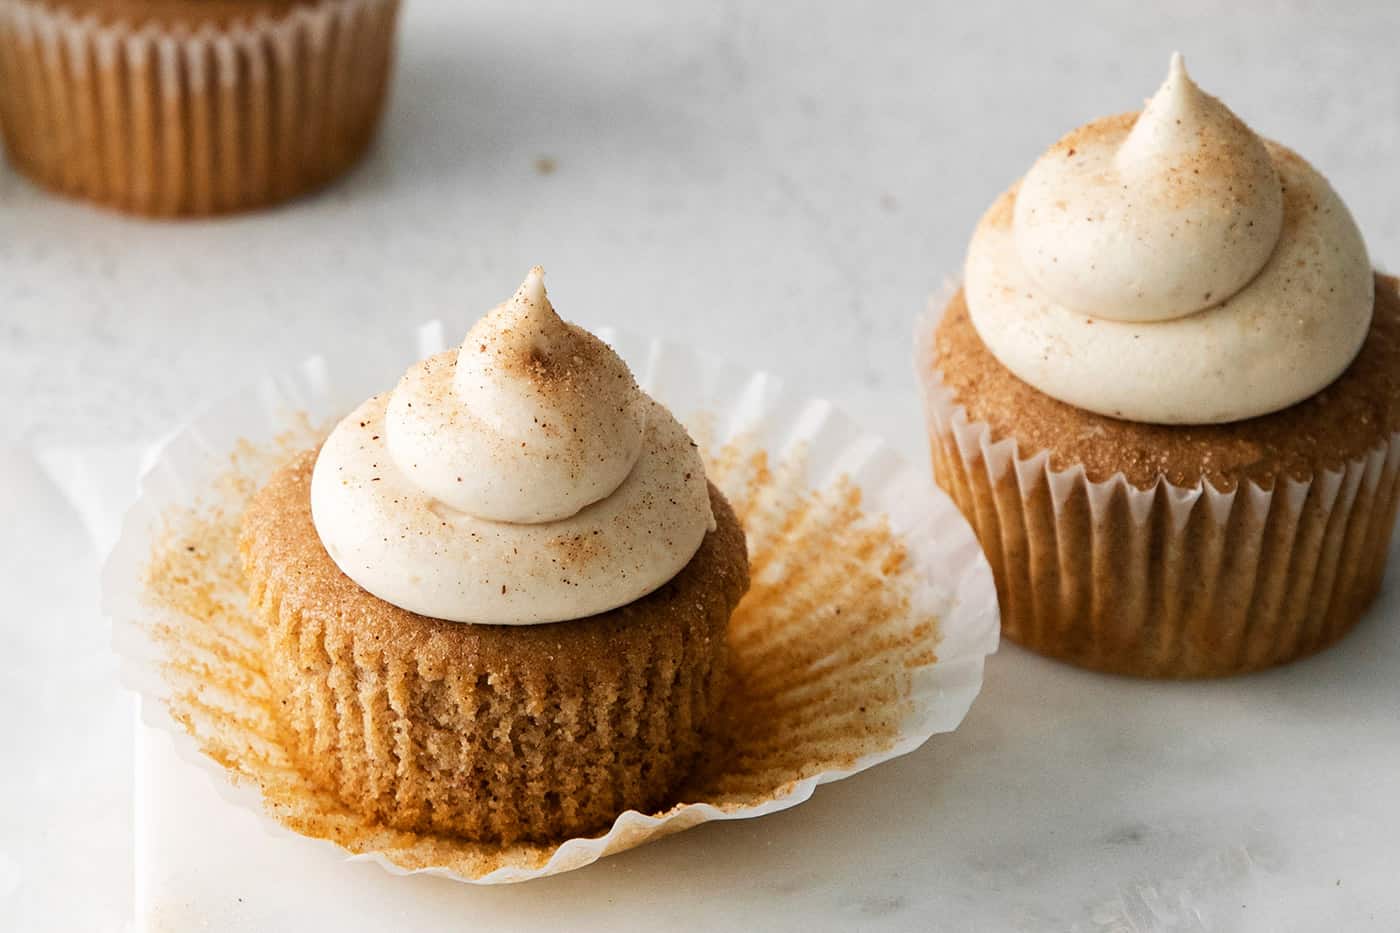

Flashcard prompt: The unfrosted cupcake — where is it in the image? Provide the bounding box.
[919,55,1400,678]
[241,268,749,842]
[0,0,400,216]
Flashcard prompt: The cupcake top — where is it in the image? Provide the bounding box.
[56,1,305,27]
[964,53,1373,424]
[310,268,715,625]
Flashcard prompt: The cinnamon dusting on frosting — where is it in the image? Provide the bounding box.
[965,52,1373,425]
[310,268,715,624]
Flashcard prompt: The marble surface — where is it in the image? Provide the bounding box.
[6,1,1400,930]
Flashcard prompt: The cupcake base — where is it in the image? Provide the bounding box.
[920,277,1400,678]
[240,450,749,844]
[0,0,400,216]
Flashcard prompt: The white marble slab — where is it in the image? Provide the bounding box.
[8,1,1400,930]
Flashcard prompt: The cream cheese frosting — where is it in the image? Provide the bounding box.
[965,53,1373,424]
[310,268,716,624]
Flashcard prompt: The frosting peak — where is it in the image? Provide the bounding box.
[966,53,1373,425]
[393,267,648,524]
[310,269,715,624]
[1014,53,1283,323]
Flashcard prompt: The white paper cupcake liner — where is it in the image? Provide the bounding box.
[0,0,399,215]
[917,288,1400,678]
[103,319,999,884]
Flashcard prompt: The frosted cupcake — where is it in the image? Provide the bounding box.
[0,0,400,216]
[919,55,1400,678]
[241,268,749,842]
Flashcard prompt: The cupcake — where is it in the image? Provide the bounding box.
[0,0,400,216]
[919,54,1400,678]
[240,268,749,843]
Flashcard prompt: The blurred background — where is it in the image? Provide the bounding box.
[5,1,1400,930]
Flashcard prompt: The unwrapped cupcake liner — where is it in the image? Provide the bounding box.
[103,319,999,884]
[917,290,1400,678]
[0,0,399,215]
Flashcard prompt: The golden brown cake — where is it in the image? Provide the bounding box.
[242,452,748,843]
[240,268,751,843]
[918,56,1400,678]
[0,0,400,216]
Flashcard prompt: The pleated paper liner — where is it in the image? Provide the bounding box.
[916,291,1400,679]
[104,322,999,884]
[0,0,399,216]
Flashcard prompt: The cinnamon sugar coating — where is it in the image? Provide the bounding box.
[240,450,749,844]
[933,274,1400,491]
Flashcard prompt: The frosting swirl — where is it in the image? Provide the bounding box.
[310,268,715,625]
[965,53,1373,424]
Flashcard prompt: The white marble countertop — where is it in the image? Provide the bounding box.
[6,2,1400,930]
